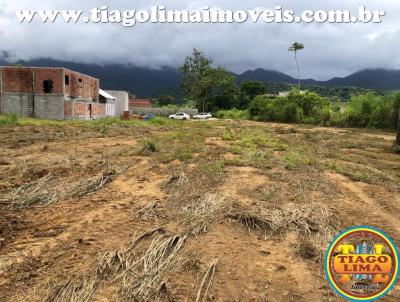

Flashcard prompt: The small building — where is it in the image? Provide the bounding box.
[278,90,306,97]
[99,89,116,117]
[0,66,111,120]
[278,91,290,97]
[129,98,152,108]
[105,90,129,117]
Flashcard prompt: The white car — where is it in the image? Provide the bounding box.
[169,112,191,120]
[193,112,212,119]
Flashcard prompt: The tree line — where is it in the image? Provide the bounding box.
[157,48,400,147]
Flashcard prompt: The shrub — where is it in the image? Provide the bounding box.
[319,105,333,126]
[141,139,157,152]
[0,114,18,126]
[288,90,329,116]
[248,90,400,130]
[216,108,248,120]
[249,95,303,123]
[339,92,399,129]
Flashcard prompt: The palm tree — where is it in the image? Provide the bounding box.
[288,42,305,90]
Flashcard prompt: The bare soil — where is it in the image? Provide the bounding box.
[0,120,399,301]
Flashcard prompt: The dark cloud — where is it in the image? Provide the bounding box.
[0,0,398,79]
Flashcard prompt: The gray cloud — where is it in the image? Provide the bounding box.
[0,0,399,80]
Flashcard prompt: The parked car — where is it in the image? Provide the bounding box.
[193,112,212,119]
[169,112,190,120]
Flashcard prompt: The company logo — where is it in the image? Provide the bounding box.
[325,226,399,301]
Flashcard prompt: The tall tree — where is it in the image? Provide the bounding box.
[156,94,176,107]
[240,81,267,100]
[179,49,212,111]
[180,49,238,111]
[205,67,238,111]
[288,42,305,90]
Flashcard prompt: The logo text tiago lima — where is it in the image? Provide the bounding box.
[333,244,391,283]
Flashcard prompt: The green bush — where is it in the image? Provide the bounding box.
[319,105,333,126]
[0,114,18,126]
[249,95,303,123]
[141,139,157,152]
[216,108,249,120]
[248,89,400,130]
[336,92,399,129]
[288,89,329,116]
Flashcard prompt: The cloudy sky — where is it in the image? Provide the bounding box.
[0,0,399,80]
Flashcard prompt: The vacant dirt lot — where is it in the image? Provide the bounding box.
[0,118,399,301]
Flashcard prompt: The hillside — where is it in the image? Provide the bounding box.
[1,58,400,96]
[324,69,400,90]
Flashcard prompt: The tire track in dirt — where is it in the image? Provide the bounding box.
[185,223,329,302]
[211,166,332,301]
[326,172,400,240]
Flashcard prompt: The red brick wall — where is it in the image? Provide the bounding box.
[64,101,105,118]
[129,98,152,107]
[64,69,99,101]
[1,67,99,101]
[1,67,63,93]
[64,102,73,116]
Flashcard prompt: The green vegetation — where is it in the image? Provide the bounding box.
[0,113,18,126]
[180,49,237,112]
[0,115,177,129]
[140,139,157,153]
[248,90,400,130]
[216,108,248,120]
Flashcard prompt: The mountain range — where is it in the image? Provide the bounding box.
[1,58,400,97]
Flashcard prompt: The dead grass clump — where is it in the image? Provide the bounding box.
[97,228,165,279]
[195,258,218,302]
[164,172,189,187]
[228,203,339,260]
[44,277,99,302]
[4,174,58,208]
[65,172,115,198]
[96,228,191,301]
[2,165,128,208]
[179,194,231,236]
[267,168,340,203]
[226,204,283,235]
[119,234,188,301]
[134,201,162,221]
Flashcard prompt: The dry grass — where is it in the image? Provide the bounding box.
[195,259,218,302]
[95,228,191,302]
[43,278,99,302]
[134,201,163,221]
[97,228,165,279]
[2,165,128,208]
[1,119,398,301]
[64,172,115,198]
[179,193,231,236]
[227,202,339,261]
[118,234,187,301]
[2,174,58,208]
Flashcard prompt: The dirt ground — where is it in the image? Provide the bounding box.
[0,118,399,302]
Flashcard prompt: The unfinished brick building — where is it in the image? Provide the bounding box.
[0,66,113,120]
